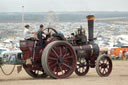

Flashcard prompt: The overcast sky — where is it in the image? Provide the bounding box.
[0,0,128,12]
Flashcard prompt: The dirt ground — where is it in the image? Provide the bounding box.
[0,60,128,85]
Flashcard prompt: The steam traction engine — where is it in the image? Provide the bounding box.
[0,15,112,79]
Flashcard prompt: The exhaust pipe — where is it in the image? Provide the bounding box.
[86,15,95,43]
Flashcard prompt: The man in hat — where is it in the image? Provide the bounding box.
[75,28,87,45]
[24,25,36,40]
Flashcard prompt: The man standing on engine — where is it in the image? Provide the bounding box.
[24,25,37,40]
[36,24,46,47]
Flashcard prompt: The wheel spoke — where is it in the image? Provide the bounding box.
[63,54,67,58]
[53,67,57,72]
[50,62,57,68]
[59,46,62,56]
[48,57,57,61]
[103,69,106,74]
[105,68,108,72]
[62,63,72,69]
[63,47,68,58]
[101,68,104,72]
[64,56,73,63]
[51,48,59,58]
[59,65,64,74]
[64,56,73,59]
[82,68,85,73]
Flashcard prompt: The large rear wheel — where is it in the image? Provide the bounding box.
[41,41,77,79]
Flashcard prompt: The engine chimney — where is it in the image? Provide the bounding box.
[86,15,95,43]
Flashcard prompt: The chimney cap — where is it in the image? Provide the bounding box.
[87,15,95,20]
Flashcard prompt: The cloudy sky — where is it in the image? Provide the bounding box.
[0,0,127,12]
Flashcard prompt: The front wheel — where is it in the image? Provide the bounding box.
[96,55,112,77]
[75,58,89,76]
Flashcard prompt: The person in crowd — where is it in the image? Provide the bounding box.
[123,48,128,60]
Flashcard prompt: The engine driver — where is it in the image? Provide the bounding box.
[75,28,87,45]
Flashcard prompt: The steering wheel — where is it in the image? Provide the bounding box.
[42,27,58,36]
[42,28,58,44]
